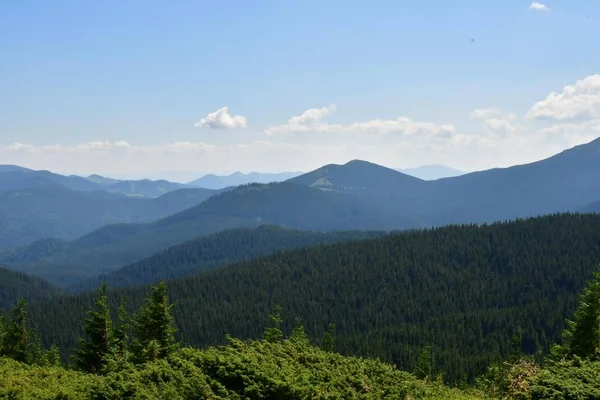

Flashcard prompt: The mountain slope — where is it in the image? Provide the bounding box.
[581,200,600,213]
[189,171,302,189]
[288,160,426,213]
[0,185,219,251]
[0,169,100,194]
[0,266,62,308]
[290,137,600,225]
[69,225,387,292]
[2,182,421,285]
[24,213,600,383]
[413,137,600,224]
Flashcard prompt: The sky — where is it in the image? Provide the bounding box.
[1,0,599,180]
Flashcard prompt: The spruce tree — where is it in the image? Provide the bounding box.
[0,316,6,356]
[6,298,29,362]
[263,304,283,343]
[74,282,114,373]
[289,317,310,346]
[322,323,336,352]
[563,269,600,360]
[132,281,178,363]
[415,344,433,380]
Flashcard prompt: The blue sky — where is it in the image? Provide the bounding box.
[1,0,599,179]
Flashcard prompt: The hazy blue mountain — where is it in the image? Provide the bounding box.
[411,136,600,225]
[0,169,100,194]
[0,185,219,251]
[580,200,600,213]
[87,174,196,198]
[0,165,33,173]
[189,171,303,189]
[398,164,465,180]
[291,137,600,225]
[86,174,120,186]
[69,225,387,292]
[1,182,421,286]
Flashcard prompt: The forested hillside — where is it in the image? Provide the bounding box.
[19,213,600,383]
[1,182,420,285]
[70,225,387,292]
[0,266,61,308]
[0,283,482,399]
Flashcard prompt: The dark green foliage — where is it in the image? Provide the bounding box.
[0,266,62,308]
[0,337,484,399]
[528,358,600,399]
[70,225,387,292]
[562,269,600,360]
[132,282,178,362]
[19,213,600,383]
[74,283,114,373]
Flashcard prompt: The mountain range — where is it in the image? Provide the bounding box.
[2,136,600,285]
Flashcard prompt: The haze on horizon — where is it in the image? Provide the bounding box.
[1,1,599,180]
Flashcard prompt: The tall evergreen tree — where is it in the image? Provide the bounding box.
[563,269,600,360]
[322,323,336,352]
[263,304,283,343]
[113,298,130,360]
[5,298,29,362]
[132,281,178,363]
[0,315,6,356]
[415,344,433,380]
[74,282,114,373]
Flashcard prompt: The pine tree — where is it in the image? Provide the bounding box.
[322,323,336,352]
[289,317,310,346]
[0,316,6,356]
[6,298,29,362]
[415,344,433,380]
[263,304,283,343]
[74,282,114,373]
[113,299,130,360]
[132,281,178,363]
[563,269,600,360]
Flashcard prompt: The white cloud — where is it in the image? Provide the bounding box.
[526,74,600,120]
[529,2,550,11]
[470,107,519,135]
[266,104,456,138]
[194,106,248,129]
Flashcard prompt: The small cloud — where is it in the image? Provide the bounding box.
[266,104,455,138]
[529,2,550,11]
[194,106,248,129]
[526,74,600,120]
[470,108,520,135]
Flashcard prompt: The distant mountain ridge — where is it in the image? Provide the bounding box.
[189,171,303,189]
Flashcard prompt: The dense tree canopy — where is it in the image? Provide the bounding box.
[15,213,600,383]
